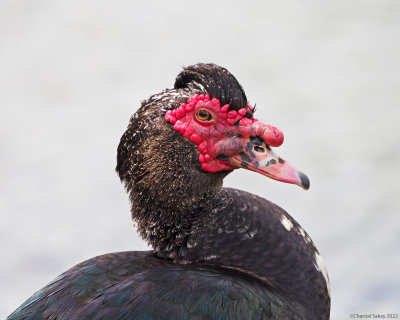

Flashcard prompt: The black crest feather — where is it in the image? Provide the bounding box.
[175,63,248,111]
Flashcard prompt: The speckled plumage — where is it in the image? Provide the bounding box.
[8,63,330,319]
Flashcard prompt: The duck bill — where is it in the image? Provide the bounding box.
[228,144,310,190]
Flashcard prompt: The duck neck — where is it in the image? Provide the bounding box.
[129,187,224,259]
[125,126,230,255]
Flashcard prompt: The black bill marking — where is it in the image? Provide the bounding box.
[240,152,252,164]
[250,136,264,146]
[263,159,277,167]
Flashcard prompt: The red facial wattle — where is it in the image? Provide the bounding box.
[165,93,310,189]
[165,94,283,171]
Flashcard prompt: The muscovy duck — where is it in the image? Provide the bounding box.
[8,63,330,319]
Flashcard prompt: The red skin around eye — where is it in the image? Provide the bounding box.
[165,94,284,173]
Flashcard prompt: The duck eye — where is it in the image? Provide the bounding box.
[196,109,213,122]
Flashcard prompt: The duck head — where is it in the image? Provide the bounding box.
[117,63,309,209]
[164,92,309,190]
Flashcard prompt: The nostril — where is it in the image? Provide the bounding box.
[253,146,265,153]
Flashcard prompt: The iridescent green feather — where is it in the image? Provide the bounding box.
[8,251,308,320]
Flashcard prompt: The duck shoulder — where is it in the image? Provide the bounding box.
[7,251,308,320]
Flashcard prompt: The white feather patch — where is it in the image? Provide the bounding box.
[314,252,331,297]
[280,215,293,231]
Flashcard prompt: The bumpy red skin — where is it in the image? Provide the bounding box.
[165,94,284,173]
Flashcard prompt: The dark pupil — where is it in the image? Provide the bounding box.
[199,110,209,119]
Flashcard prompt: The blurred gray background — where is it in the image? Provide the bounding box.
[1,1,399,319]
